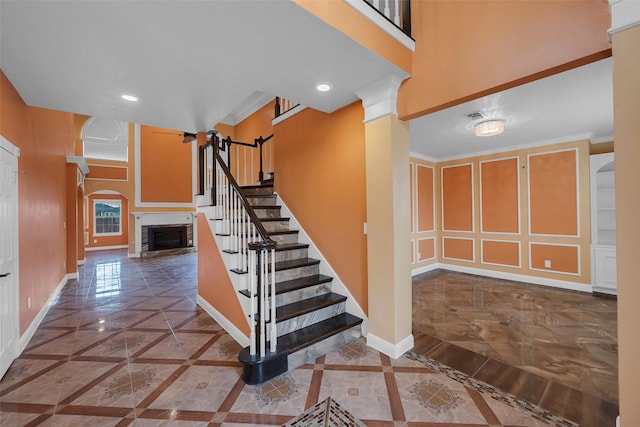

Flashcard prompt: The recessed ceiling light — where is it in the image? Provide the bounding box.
[316,83,331,92]
[120,93,139,102]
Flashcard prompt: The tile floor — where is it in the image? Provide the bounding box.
[0,250,618,426]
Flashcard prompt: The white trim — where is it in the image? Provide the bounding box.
[220,92,274,126]
[442,237,475,262]
[343,0,415,51]
[479,157,521,235]
[427,263,591,293]
[416,237,436,262]
[416,164,435,233]
[85,245,128,252]
[272,105,308,126]
[411,263,440,276]
[528,242,581,276]
[196,295,250,347]
[527,148,580,238]
[77,259,86,266]
[134,123,197,208]
[18,274,73,353]
[84,164,128,181]
[0,135,20,157]
[441,163,474,233]
[355,74,406,123]
[480,239,521,268]
[66,156,89,175]
[366,332,414,359]
[276,194,369,335]
[410,239,415,264]
[429,133,592,163]
[608,0,640,39]
[409,151,438,163]
[410,161,415,234]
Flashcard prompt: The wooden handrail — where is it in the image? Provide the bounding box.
[213,148,275,246]
[221,134,274,183]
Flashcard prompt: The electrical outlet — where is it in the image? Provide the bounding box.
[27,297,31,308]
[544,260,551,268]
[363,222,368,235]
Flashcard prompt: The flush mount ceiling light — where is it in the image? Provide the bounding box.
[475,119,505,137]
[316,83,331,92]
[120,93,139,102]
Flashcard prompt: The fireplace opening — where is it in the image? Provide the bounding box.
[148,226,188,251]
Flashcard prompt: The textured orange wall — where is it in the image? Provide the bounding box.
[482,240,520,267]
[197,214,250,336]
[529,150,578,236]
[443,238,474,261]
[417,238,435,262]
[1,70,74,334]
[140,126,193,203]
[86,165,127,180]
[274,103,368,313]
[530,244,579,274]
[481,158,519,233]
[86,193,129,249]
[442,164,473,231]
[417,165,434,232]
[399,1,611,119]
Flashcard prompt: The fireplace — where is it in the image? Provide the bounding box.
[148,226,188,251]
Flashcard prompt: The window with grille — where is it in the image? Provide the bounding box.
[94,200,122,236]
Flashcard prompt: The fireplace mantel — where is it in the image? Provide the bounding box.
[130,212,197,257]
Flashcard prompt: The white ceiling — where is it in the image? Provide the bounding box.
[1,1,612,161]
[410,58,613,161]
[0,0,407,133]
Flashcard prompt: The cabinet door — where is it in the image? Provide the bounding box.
[593,246,617,294]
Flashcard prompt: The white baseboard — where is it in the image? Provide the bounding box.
[196,295,250,347]
[128,252,140,258]
[18,273,73,353]
[413,262,592,293]
[366,332,414,359]
[85,245,128,252]
[411,263,440,276]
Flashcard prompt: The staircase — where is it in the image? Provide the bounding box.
[209,180,362,384]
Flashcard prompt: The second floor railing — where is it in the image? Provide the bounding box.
[363,0,411,37]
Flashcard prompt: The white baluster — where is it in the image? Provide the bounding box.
[394,0,400,25]
[373,0,380,10]
[249,249,256,356]
[259,250,266,357]
[384,0,390,19]
[237,204,243,268]
[270,248,277,352]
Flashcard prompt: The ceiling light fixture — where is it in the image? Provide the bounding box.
[475,119,505,137]
[120,93,139,102]
[316,83,331,92]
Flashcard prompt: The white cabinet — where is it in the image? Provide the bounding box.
[590,153,616,295]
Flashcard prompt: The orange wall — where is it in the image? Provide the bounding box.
[436,139,591,285]
[85,193,129,249]
[140,126,193,203]
[1,70,75,334]
[197,214,250,336]
[274,103,368,313]
[398,1,611,120]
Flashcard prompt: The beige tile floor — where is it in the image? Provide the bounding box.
[0,250,617,426]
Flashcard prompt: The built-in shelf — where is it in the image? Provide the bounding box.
[590,153,616,295]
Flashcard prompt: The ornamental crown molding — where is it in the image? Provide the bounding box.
[355,74,406,123]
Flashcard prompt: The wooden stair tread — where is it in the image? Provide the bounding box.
[268,230,298,235]
[278,313,363,354]
[274,243,309,251]
[251,205,280,209]
[274,258,319,271]
[276,293,347,322]
[241,184,274,190]
[245,194,277,199]
[238,274,333,298]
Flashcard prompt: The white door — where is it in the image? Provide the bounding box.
[0,139,19,379]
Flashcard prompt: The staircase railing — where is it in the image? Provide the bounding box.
[274,96,300,118]
[362,0,411,37]
[204,135,278,357]
[222,134,274,186]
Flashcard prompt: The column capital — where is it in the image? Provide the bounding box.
[609,0,640,39]
[355,74,406,123]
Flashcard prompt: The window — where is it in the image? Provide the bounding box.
[82,117,129,162]
[94,200,122,236]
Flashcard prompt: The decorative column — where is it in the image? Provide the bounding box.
[356,75,413,358]
[608,1,640,426]
[65,156,89,275]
